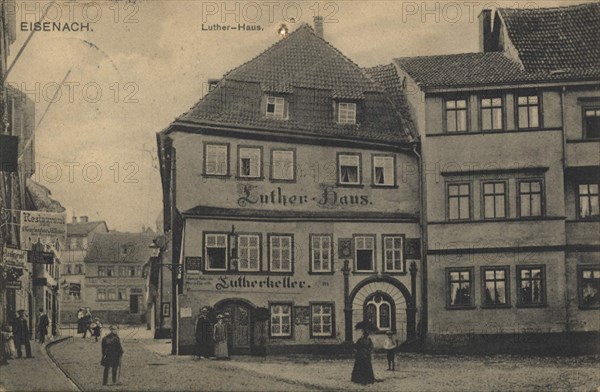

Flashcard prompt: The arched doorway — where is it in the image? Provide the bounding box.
[349,276,414,347]
[214,299,255,355]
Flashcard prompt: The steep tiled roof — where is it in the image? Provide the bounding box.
[177,24,411,144]
[25,178,65,213]
[498,3,600,72]
[67,221,108,237]
[85,231,156,264]
[363,64,417,138]
[394,51,600,89]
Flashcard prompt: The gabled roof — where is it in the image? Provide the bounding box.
[84,231,156,264]
[67,221,108,237]
[498,3,600,73]
[394,3,600,89]
[25,178,65,213]
[175,24,411,144]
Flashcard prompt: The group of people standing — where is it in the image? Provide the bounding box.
[351,321,400,385]
[0,308,52,364]
[195,307,229,360]
[77,307,102,341]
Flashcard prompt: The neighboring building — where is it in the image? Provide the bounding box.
[392,3,600,353]
[59,217,109,323]
[84,231,155,324]
[25,178,65,336]
[158,20,421,355]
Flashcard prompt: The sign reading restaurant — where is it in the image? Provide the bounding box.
[20,211,67,253]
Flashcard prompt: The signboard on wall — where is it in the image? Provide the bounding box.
[185,257,202,272]
[20,211,66,256]
[294,306,310,325]
[3,247,27,267]
[338,238,353,260]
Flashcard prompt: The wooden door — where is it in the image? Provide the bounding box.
[220,302,252,354]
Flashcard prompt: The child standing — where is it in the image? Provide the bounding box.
[91,317,103,342]
[383,331,398,371]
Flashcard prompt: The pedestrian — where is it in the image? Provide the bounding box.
[101,325,124,386]
[77,308,85,336]
[82,308,93,338]
[91,317,103,342]
[37,308,49,344]
[383,330,398,371]
[1,324,15,360]
[195,307,212,359]
[213,314,228,360]
[12,310,33,359]
[351,320,376,385]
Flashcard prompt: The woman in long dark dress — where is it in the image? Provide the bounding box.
[351,321,376,385]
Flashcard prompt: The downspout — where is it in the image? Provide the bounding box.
[560,86,570,334]
[411,139,427,345]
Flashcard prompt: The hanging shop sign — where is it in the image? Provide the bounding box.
[3,247,27,267]
[20,211,66,254]
[27,251,54,264]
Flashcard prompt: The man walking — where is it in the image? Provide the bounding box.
[195,307,212,359]
[37,308,49,344]
[101,325,124,386]
[13,310,32,359]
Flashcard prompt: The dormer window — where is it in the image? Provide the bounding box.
[265,96,286,119]
[338,102,356,124]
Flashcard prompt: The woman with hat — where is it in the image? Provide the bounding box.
[213,314,228,360]
[351,320,376,385]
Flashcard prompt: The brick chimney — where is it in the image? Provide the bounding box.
[80,216,88,223]
[207,79,219,92]
[479,9,493,52]
[314,16,324,39]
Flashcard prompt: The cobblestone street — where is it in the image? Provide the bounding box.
[46,330,600,392]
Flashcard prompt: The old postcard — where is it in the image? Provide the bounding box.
[0,0,599,391]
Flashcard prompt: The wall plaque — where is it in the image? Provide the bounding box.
[294,306,310,325]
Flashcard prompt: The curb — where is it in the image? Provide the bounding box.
[45,336,84,391]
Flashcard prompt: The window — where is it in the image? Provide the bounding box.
[204,143,228,176]
[578,184,599,220]
[447,268,474,308]
[271,149,295,181]
[311,303,334,337]
[579,267,600,308]
[517,265,546,306]
[481,97,503,130]
[583,108,600,139]
[310,235,332,273]
[338,102,357,124]
[483,182,507,219]
[237,234,260,272]
[107,288,117,301]
[106,266,115,277]
[118,266,128,276]
[447,183,470,221]
[373,155,395,186]
[265,96,285,119]
[364,293,394,331]
[117,288,127,301]
[445,98,468,132]
[97,288,106,301]
[68,283,81,301]
[519,180,543,217]
[269,235,293,272]
[64,265,72,275]
[338,154,361,185]
[98,266,107,277]
[270,303,292,337]
[482,267,509,307]
[238,147,262,178]
[383,235,403,273]
[75,264,83,274]
[517,95,540,129]
[355,235,375,272]
[204,233,228,271]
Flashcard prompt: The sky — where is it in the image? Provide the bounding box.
[6,0,587,232]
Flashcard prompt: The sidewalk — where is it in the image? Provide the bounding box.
[0,337,79,392]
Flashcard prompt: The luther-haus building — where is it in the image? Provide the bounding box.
[158,20,423,355]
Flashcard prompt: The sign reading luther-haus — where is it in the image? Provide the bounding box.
[237,185,371,208]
